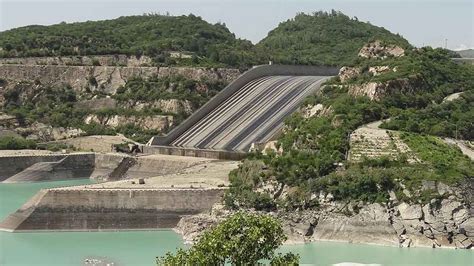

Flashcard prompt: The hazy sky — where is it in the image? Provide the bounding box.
[0,0,472,50]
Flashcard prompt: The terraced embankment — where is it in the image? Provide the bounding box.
[148,65,339,153]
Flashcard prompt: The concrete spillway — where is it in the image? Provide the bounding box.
[148,65,339,154]
[171,76,327,151]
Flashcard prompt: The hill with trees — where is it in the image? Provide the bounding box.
[0,11,413,67]
[0,14,255,67]
[256,10,410,66]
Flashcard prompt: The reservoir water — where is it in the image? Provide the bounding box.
[0,180,472,265]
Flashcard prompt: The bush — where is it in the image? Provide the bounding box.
[156,213,299,265]
[0,136,37,150]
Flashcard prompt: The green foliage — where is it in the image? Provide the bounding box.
[0,14,255,67]
[113,75,227,109]
[224,160,277,211]
[400,133,474,181]
[0,136,37,150]
[156,212,299,265]
[381,90,474,140]
[227,48,472,209]
[257,10,410,66]
[2,74,227,143]
[0,11,413,68]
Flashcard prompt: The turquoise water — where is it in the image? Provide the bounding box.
[0,180,472,266]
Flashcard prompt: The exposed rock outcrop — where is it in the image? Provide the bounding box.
[368,66,392,76]
[15,122,85,142]
[84,114,173,131]
[74,98,194,115]
[0,55,154,67]
[348,76,423,101]
[177,195,472,249]
[301,103,333,118]
[338,66,361,82]
[0,64,240,95]
[358,41,405,59]
[128,99,194,115]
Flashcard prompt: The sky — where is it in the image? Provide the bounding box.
[0,0,472,51]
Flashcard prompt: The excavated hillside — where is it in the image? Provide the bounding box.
[0,55,240,143]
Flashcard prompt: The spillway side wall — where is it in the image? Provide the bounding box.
[149,65,339,146]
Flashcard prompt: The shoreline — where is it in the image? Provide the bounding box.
[1,226,465,251]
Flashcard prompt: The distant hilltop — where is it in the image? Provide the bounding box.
[456,49,474,58]
[0,10,409,68]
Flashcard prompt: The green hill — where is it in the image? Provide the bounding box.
[1,11,412,68]
[0,14,255,67]
[256,11,410,66]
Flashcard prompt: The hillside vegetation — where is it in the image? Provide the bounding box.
[256,11,410,66]
[0,14,255,67]
[226,44,474,211]
[2,75,228,143]
[0,11,411,67]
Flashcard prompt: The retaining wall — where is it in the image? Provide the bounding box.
[1,152,208,183]
[0,188,226,231]
[148,64,339,146]
[142,145,247,160]
[2,153,96,183]
[0,154,67,181]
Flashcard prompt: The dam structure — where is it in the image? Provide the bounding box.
[0,64,339,232]
[146,64,339,157]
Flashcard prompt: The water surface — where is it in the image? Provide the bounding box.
[0,180,472,265]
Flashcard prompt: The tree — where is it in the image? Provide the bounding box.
[156,212,299,265]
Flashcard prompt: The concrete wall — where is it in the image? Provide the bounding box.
[0,154,66,181]
[1,188,225,231]
[142,145,247,160]
[0,152,212,182]
[2,153,96,183]
[149,64,339,146]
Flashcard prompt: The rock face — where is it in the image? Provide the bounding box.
[177,196,473,249]
[338,66,361,82]
[0,64,240,95]
[176,177,473,249]
[15,122,85,141]
[128,99,194,115]
[0,55,154,67]
[0,113,19,128]
[75,98,194,115]
[84,114,174,131]
[358,40,405,59]
[348,76,423,101]
[368,66,392,76]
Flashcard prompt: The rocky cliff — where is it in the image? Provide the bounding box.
[0,54,154,67]
[0,58,240,141]
[0,64,240,95]
[176,182,473,249]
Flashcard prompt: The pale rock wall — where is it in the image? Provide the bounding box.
[358,40,405,59]
[84,114,174,131]
[0,64,240,95]
[348,76,423,101]
[0,55,154,67]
